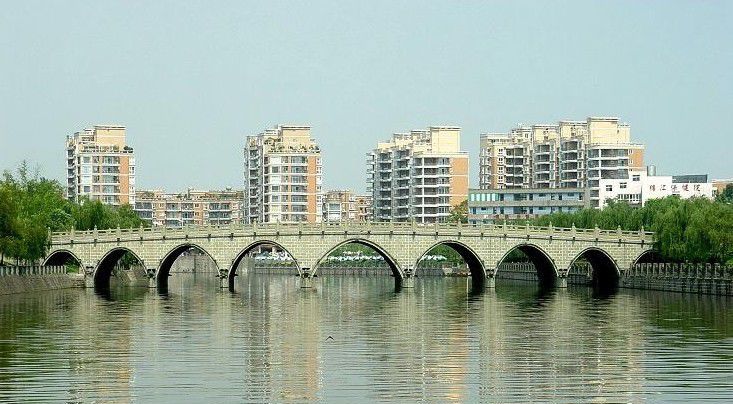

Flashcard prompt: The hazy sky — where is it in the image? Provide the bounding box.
[1,1,731,192]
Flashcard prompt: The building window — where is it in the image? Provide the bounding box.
[633,175,640,182]
[620,182,627,189]
[606,185,613,192]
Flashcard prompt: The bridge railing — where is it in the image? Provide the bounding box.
[51,221,654,243]
[0,265,67,277]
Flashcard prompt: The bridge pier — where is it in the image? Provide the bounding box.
[84,266,95,288]
[558,272,568,288]
[299,268,315,289]
[218,269,229,288]
[486,274,496,288]
[401,266,415,288]
[147,268,157,288]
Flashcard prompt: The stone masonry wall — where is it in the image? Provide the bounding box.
[0,266,83,295]
[623,263,733,296]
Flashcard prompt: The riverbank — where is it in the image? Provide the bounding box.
[0,266,84,296]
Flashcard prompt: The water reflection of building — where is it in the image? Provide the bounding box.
[230,274,321,401]
[66,288,146,402]
[472,287,648,401]
[7,272,733,401]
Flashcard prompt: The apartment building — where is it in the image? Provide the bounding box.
[479,117,644,208]
[134,188,244,227]
[355,194,373,222]
[598,168,714,207]
[322,190,373,222]
[66,125,136,206]
[367,126,469,223]
[468,188,589,224]
[244,125,323,223]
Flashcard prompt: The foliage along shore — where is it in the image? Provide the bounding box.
[0,163,147,265]
[525,193,733,265]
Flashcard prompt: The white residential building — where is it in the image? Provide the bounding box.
[66,125,136,206]
[367,126,469,223]
[244,125,323,223]
[479,117,645,208]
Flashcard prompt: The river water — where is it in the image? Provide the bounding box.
[1,273,732,403]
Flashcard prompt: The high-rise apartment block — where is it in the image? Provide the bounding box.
[367,126,469,223]
[134,188,244,227]
[244,125,323,223]
[322,190,373,222]
[479,117,644,207]
[66,125,136,206]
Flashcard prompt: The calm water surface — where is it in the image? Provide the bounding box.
[1,273,732,403]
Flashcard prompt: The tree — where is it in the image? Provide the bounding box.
[0,185,20,265]
[446,200,468,224]
[0,162,149,265]
[529,196,733,264]
[717,184,733,204]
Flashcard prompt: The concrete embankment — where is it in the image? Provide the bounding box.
[0,266,84,295]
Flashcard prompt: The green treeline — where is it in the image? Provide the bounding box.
[528,195,733,265]
[0,163,148,265]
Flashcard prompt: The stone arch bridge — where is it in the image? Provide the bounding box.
[45,222,654,290]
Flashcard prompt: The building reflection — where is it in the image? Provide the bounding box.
[1,272,732,402]
[471,284,649,401]
[65,286,149,403]
[231,274,322,402]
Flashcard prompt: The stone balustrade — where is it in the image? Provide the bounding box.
[0,265,67,277]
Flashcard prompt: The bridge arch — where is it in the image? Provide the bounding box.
[94,247,147,289]
[496,243,558,286]
[415,240,485,286]
[311,238,402,280]
[569,247,620,290]
[632,249,659,266]
[43,249,83,268]
[157,243,219,287]
[228,240,301,289]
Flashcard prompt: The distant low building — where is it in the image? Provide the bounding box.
[467,188,589,225]
[597,168,714,207]
[323,190,372,222]
[135,188,243,227]
[355,194,372,222]
[713,179,733,198]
